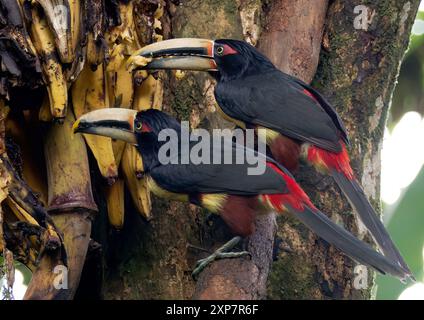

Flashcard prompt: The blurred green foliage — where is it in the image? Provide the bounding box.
[389,12,424,127]
[377,8,424,300]
[377,167,424,299]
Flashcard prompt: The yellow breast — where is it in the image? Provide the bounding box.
[147,176,189,202]
[256,126,280,145]
[200,194,228,213]
[215,104,246,129]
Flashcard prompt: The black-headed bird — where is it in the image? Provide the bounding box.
[126,38,412,278]
[73,108,411,280]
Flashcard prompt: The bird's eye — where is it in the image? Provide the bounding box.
[135,121,143,131]
[216,46,224,56]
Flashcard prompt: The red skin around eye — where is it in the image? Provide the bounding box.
[141,123,152,132]
[223,44,238,55]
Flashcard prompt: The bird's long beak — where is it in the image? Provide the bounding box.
[73,109,138,144]
[127,38,217,71]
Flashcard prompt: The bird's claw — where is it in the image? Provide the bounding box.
[191,236,251,279]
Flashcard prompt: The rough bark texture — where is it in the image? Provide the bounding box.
[96,0,419,300]
[193,0,329,300]
[267,0,420,299]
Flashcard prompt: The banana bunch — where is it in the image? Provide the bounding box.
[102,0,154,229]
[0,0,166,298]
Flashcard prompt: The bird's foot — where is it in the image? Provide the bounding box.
[191,236,251,279]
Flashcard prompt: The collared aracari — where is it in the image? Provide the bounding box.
[73,108,411,280]
[126,38,412,277]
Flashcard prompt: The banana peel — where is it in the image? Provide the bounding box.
[133,74,163,111]
[29,1,68,120]
[71,63,118,184]
[121,143,151,221]
[104,178,125,230]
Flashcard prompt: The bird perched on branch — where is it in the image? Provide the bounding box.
[126,38,413,279]
[73,108,411,280]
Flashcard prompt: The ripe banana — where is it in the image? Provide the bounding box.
[29,2,67,119]
[35,0,79,64]
[104,129,126,230]
[133,74,163,111]
[106,43,134,108]
[121,143,152,220]
[105,178,125,229]
[71,63,118,183]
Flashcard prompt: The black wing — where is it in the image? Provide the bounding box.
[215,70,348,152]
[150,141,289,196]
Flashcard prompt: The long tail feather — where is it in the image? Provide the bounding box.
[331,170,413,277]
[294,205,410,280]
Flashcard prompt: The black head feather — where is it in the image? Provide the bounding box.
[213,39,276,81]
[138,109,181,134]
[135,109,183,171]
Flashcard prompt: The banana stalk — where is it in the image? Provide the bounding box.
[24,111,97,300]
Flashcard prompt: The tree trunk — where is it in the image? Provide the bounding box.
[83,0,420,299]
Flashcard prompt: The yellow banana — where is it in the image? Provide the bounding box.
[104,125,126,230]
[29,2,67,119]
[101,0,140,229]
[71,63,118,183]
[106,44,134,108]
[121,143,152,220]
[35,0,80,63]
[105,178,125,229]
[133,74,163,111]
[5,196,39,226]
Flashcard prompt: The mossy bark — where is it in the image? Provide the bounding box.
[95,0,420,300]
